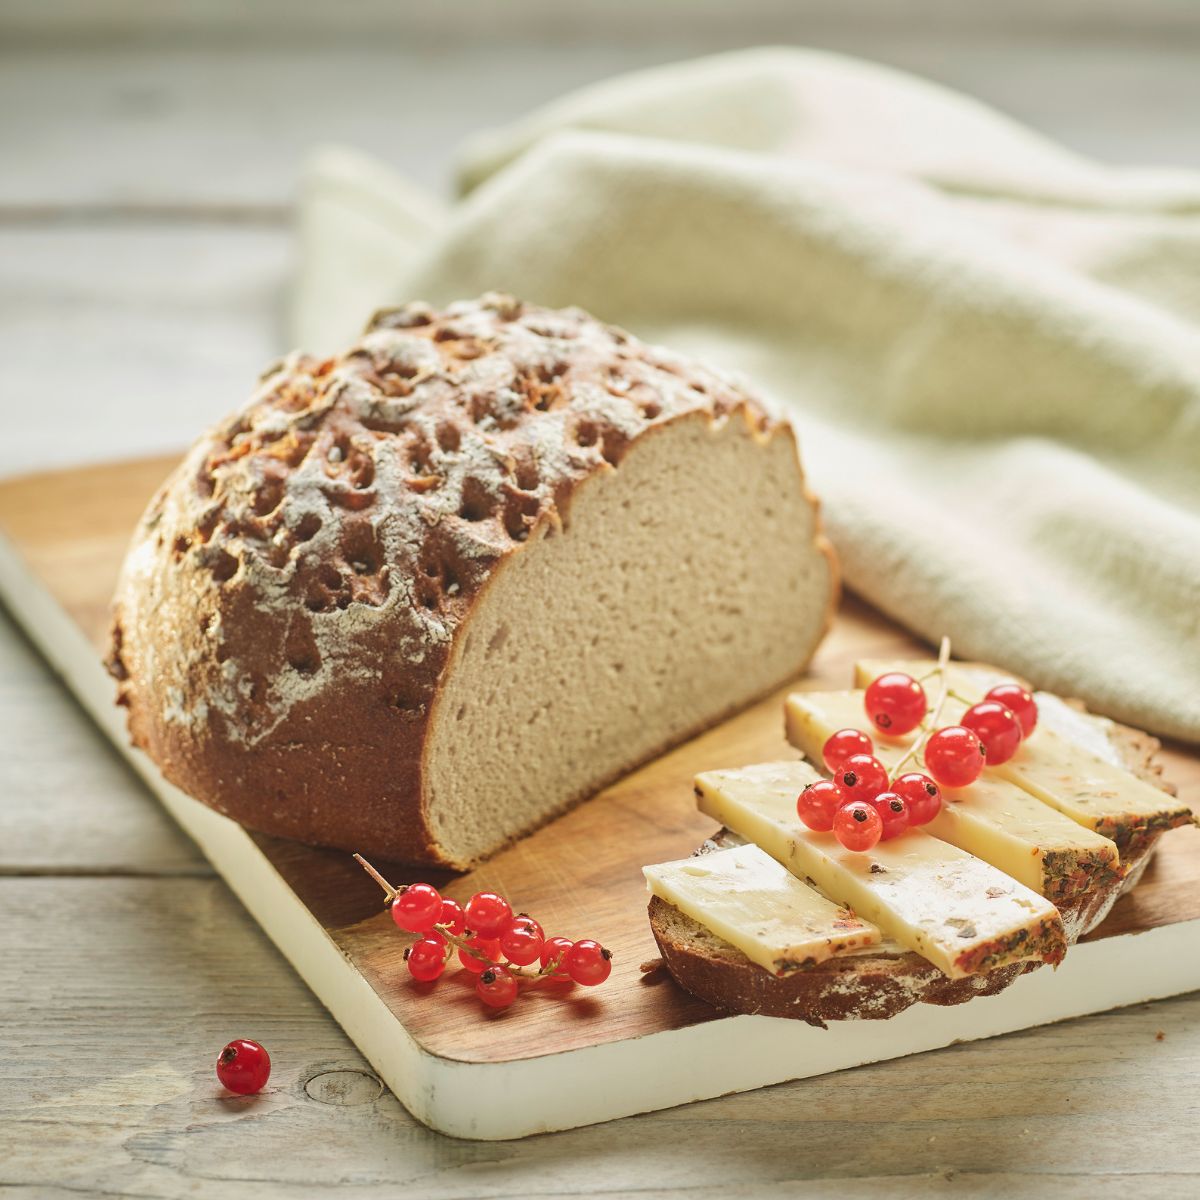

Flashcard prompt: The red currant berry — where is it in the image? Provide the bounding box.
[924,725,985,788]
[832,800,883,852]
[564,939,613,986]
[891,772,942,825]
[837,754,889,802]
[391,882,443,932]
[438,898,466,935]
[476,965,519,1009]
[961,701,1023,766]
[465,891,514,939]
[499,922,544,967]
[406,936,448,982]
[985,683,1038,738]
[215,1039,271,1095]
[539,936,574,978]
[871,791,911,840]
[458,936,501,973]
[864,672,927,737]
[822,727,874,773]
[797,778,846,832]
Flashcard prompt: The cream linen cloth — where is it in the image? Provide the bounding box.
[293,48,1200,743]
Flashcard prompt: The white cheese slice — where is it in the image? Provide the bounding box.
[643,843,881,975]
[785,690,1120,904]
[695,761,1066,979]
[854,658,1194,852]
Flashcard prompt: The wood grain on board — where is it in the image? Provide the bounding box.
[1,455,1198,1068]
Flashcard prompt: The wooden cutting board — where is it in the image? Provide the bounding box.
[1,456,1198,1140]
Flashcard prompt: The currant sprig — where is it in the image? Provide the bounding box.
[352,854,613,1008]
[798,638,1038,854]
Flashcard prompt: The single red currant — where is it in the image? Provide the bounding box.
[458,936,501,974]
[961,701,1023,766]
[822,727,874,773]
[215,1039,271,1096]
[564,939,613,986]
[924,725,986,788]
[476,965,519,1009]
[985,683,1038,738]
[864,672,928,736]
[438,897,466,935]
[870,791,911,840]
[391,882,443,932]
[406,935,448,982]
[837,754,889,803]
[539,936,574,978]
[833,800,883,852]
[499,922,544,967]
[891,771,942,825]
[465,891,514,939]
[797,778,846,832]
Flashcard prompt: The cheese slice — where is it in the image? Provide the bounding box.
[643,843,881,975]
[695,761,1066,978]
[855,658,1195,854]
[785,690,1121,904]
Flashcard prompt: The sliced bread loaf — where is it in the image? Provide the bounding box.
[107,295,837,867]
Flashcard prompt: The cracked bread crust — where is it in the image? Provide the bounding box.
[107,294,836,865]
[649,717,1176,1024]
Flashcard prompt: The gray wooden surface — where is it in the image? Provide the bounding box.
[3,7,1200,1196]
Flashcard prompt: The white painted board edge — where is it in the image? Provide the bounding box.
[2,530,1199,1141]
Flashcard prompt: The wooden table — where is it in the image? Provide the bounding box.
[4,6,1200,1195]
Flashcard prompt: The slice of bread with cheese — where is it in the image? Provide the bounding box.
[646,672,1186,1023]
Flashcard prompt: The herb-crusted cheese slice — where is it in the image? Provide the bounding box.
[694,762,1066,979]
[996,729,1193,854]
[643,843,881,976]
[785,690,1121,904]
[855,659,1195,854]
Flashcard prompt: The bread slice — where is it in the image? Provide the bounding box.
[107,295,837,867]
[648,713,1175,1024]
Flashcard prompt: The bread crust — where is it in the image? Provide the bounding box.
[649,717,1175,1024]
[107,295,836,866]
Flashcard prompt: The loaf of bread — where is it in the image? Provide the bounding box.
[107,295,837,866]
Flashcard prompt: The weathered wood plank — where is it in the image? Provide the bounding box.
[2,877,1198,1197]
[1,33,1199,215]
[0,226,289,478]
[0,607,207,875]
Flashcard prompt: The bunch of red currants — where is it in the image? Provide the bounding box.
[798,672,1038,853]
[390,880,612,1009]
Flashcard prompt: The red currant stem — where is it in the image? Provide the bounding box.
[888,636,952,783]
[536,952,567,978]
[353,853,398,902]
[946,688,975,706]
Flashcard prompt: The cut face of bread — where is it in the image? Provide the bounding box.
[426,409,834,865]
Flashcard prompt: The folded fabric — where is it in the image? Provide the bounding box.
[294,47,1200,743]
